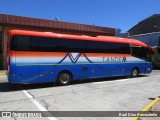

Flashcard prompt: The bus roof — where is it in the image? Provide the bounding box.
[9,30,148,47]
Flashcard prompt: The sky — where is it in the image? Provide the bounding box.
[0,0,159,32]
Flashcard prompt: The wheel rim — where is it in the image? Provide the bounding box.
[133,69,138,77]
[59,73,70,84]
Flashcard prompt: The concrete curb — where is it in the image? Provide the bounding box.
[132,96,160,120]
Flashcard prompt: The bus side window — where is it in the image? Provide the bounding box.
[87,41,112,53]
[31,37,56,52]
[11,35,31,51]
[17,36,30,51]
[10,36,17,50]
[56,38,75,52]
[55,38,88,53]
[131,45,148,60]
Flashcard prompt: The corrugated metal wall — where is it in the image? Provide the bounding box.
[129,32,160,47]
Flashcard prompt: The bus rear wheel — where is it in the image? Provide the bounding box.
[131,68,138,78]
[57,71,72,86]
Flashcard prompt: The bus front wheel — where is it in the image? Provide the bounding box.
[57,71,72,86]
[131,68,138,78]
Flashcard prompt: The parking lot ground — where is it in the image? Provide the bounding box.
[0,70,6,76]
[132,96,160,120]
[0,70,160,120]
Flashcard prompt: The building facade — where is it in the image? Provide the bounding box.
[128,14,160,36]
[128,14,160,47]
[0,14,116,69]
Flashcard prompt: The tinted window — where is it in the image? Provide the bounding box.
[131,45,150,61]
[10,35,130,54]
[56,39,87,52]
[88,41,112,53]
[88,41,130,54]
[120,43,131,54]
[11,35,31,51]
[112,43,120,53]
[31,37,56,51]
[10,35,88,52]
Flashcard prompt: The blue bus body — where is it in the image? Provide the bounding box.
[8,52,152,84]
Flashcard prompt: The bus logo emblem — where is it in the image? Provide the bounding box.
[58,52,93,64]
[68,53,81,63]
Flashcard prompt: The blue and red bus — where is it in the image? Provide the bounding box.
[7,30,152,85]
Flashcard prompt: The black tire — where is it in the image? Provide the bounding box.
[131,68,138,78]
[57,72,72,86]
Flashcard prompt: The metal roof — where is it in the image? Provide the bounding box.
[128,14,160,33]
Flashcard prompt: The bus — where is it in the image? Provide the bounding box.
[7,30,152,85]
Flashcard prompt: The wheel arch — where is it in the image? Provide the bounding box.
[132,66,140,74]
[130,66,140,78]
[57,69,73,80]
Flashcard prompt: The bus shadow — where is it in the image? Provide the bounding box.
[0,82,53,92]
[0,75,148,92]
[0,82,21,92]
